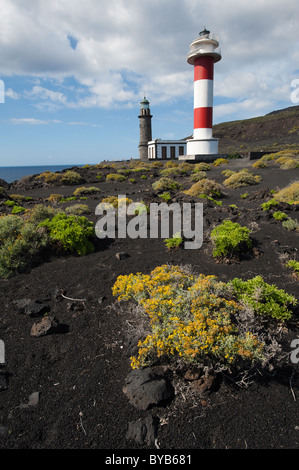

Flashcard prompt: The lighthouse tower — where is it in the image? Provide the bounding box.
[138,97,152,161]
[186,28,221,158]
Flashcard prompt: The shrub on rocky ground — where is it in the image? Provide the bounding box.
[39,212,95,256]
[273,182,299,204]
[106,173,126,182]
[73,186,101,197]
[210,220,252,259]
[184,179,223,198]
[152,177,182,192]
[112,265,297,373]
[223,170,262,188]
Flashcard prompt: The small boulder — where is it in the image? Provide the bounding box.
[12,299,50,317]
[30,316,60,337]
[127,414,158,446]
[116,252,130,260]
[123,368,174,411]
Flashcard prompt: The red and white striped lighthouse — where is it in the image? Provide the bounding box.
[186,28,221,156]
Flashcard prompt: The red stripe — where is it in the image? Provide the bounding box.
[194,107,213,129]
[194,56,214,81]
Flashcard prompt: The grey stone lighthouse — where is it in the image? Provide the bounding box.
[138,97,152,161]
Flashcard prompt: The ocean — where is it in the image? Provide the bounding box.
[0,165,82,184]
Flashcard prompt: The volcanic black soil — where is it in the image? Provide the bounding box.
[0,157,298,452]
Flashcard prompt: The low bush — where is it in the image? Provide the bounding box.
[65,204,90,215]
[39,212,95,256]
[211,220,252,259]
[60,171,84,185]
[11,205,25,214]
[260,199,279,210]
[158,192,172,202]
[37,171,61,185]
[286,260,299,275]
[223,170,262,188]
[184,179,223,198]
[106,173,126,182]
[152,177,181,192]
[273,182,299,204]
[282,217,299,231]
[213,158,228,167]
[10,194,33,203]
[98,196,133,211]
[112,265,297,372]
[73,186,101,197]
[0,213,49,278]
[160,168,183,176]
[47,194,64,204]
[272,211,288,221]
[228,276,297,321]
[193,162,211,172]
[164,232,183,251]
[190,171,207,182]
[252,159,269,169]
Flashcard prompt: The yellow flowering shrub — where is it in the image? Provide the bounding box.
[112,265,265,370]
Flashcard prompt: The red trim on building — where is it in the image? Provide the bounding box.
[194,56,214,81]
[194,107,213,129]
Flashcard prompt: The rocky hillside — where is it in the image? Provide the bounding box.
[213,105,299,155]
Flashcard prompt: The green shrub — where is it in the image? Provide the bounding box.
[106,173,126,182]
[211,220,252,259]
[286,260,299,274]
[152,177,181,192]
[39,213,95,256]
[223,170,262,188]
[164,232,183,250]
[198,194,222,206]
[282,218,299,231]
[47,194,64,204]
[260,199,279,210]
[73,186,101,197]
[213,158,228,167]
[0,214,48,278]
[99,196,133,211]
[11,205,25,214]
[273,182,299,204]
[60,171,84,185]
[10,194,33,203]
[184,179,222,198]
[193,162,211,172]
[252,159,269,169]
[190,171,207,182]
[37,171,61,185]
[272,211,288,220]
[65,204,90,215]
[159,192,172,202]
[3,200,16,207]
[228,276,297,321]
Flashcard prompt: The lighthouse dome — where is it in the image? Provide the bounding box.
[140,97,150,109]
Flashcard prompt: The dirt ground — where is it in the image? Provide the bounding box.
[0,157,298,452]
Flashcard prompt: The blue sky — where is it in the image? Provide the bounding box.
[0,0,298,166]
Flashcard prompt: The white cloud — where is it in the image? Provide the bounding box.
[0,0,298,119]
[5,88,20,99]
[9,118,61,125]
